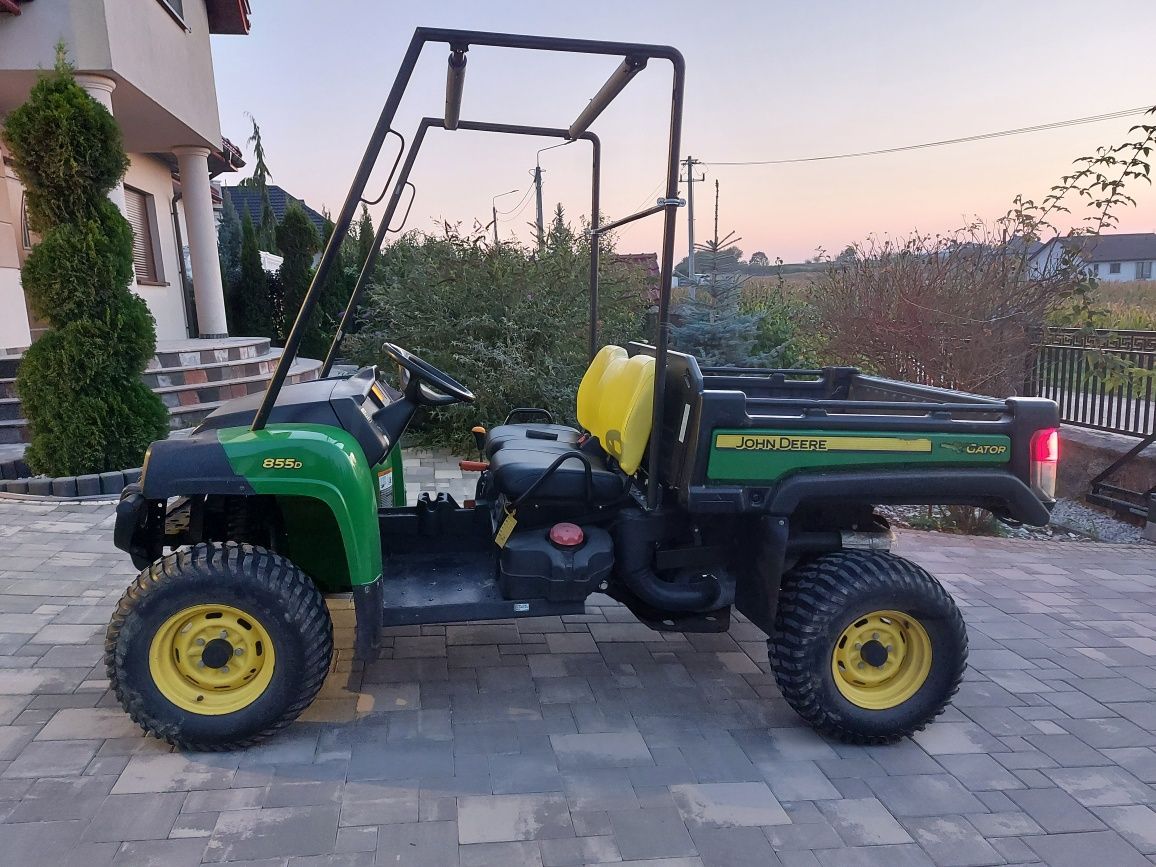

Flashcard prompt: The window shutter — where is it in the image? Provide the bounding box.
[125,187,158,282]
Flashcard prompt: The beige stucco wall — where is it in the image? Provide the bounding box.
[0,0,222,149]
[0,148,32,352]
[103,0,222,148]
[0,0,110,71]
[124,154,189,340]
[0,150,189,344]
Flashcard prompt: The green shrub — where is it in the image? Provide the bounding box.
[346,218,648,452]
[275,202,320,350]
[2,59,167,475]
[226,213,279,339]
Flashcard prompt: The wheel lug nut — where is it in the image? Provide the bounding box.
[220,630,228,639]
[857,662,865,669]
[221,666,229,674]
[197,661,205,668]
[195,638,205,646]
[872,632,879,640]
[234,647,244,656]
[854,642,862,650]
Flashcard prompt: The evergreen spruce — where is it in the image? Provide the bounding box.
[217,193,243,290]
[2,56,168,475]
[227,213,277,338]
[275,202,320,348]
[670,180,764,367]
[239,114,278,253]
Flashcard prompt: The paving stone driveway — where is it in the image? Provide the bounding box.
[1,497,1155,866]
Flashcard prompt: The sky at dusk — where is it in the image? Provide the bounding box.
[211,1,1156,263]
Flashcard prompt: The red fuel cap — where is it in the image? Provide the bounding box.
[549,522,585,548]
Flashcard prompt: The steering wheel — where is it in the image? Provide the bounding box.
[382,342,476,407]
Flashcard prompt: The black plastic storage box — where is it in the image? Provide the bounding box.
[499,525,613,602]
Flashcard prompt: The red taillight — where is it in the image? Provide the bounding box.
[1029,428,1059,501]
[1031,428,1059,463]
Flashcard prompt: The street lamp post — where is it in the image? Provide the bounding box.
[491,188,519,247]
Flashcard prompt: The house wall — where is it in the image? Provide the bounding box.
[0,0,222,149]
[0,0,110,71]
[124,154,189,340]
[102,0,222,147]
[0,149,32,352]
[0,150,190,343]
[1028,242,1154,283]
[1087,260,1153,282]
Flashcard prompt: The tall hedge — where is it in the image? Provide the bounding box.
[2,61,168,475]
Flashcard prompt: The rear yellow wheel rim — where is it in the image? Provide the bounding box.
[831,609,932,710]
[148,604,275,716]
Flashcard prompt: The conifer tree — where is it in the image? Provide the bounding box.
[275,203,320,349]
[2,55,168,475]
[670,181,763,366]
[226,213,277,338]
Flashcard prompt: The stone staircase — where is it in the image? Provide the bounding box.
[0,336,323,444]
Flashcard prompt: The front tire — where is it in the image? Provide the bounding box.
[768,551,967,745]
[105,542,333,751]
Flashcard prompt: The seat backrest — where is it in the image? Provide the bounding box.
[576,344,628,432]
[590,354,655,475]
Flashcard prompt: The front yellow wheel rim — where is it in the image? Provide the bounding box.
[831,609,932,710]
[148,604,276,716]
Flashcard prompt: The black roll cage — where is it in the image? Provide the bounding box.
[252,27,686,510]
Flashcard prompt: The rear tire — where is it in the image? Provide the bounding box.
[768,551,967,745]
[105,542,333,751]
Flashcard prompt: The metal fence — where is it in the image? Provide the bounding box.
[1029,327,1156,437]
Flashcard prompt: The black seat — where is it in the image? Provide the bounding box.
[484,423,580,457]
[488,446,626,503]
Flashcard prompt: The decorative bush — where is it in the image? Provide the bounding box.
[2,59,168,475]
[347,214,649,452]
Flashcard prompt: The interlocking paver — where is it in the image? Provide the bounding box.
[202,804,341,862]
[670,781,790,827]
[867,773,988,817]
[818,797,912,845]
[0,496,1155,864]
[1021,828,1151,866]
[457,792,573,843]
[1007,785,1106,832]
[610,805,698,860]
[899,815,1003,867]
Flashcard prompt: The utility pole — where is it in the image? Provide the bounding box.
[680,155,705,299]
[491,188,518,248]
[533,165,544,251]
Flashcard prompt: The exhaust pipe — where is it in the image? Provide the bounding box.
[613,510,720,612]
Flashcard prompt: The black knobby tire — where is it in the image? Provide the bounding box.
[105,542,333,751]
[768,550,967,745]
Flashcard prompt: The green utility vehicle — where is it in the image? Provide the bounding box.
[108,28,1060,751]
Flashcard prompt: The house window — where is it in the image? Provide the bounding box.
[157,0,184,21]
[125,186,164,284]
[20,193,31,249]
[1109,262,1121,274]
[1138,261,1153,280]
[1091,263,1100,276]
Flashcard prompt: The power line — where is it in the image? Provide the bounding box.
[631,178,668,213]
[704,105,1155,167]
[495,184,534,216]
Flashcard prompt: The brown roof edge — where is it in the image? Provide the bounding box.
[204,0,251,35]
[0,0,24,16]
